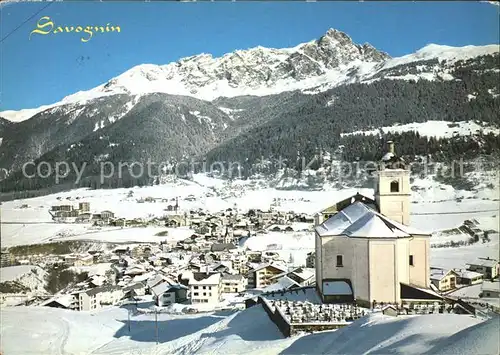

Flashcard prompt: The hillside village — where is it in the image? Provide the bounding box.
[1,142,499,340]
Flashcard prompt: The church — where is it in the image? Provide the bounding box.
[314,141,435,307]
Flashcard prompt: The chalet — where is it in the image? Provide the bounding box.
[430,268,458,292]
[282,267,315,287]
[221,274,247,293]
[247,263,288,289]
[78,286,124,311]
[467,257,499,280]
[152,281,188,307]
[41,294,76,310]
[146,274,169,293]
[260,276,301,293]
[123,283,146,299]
[232,255,250,275]
[180,271,222,305]
[208,262,230,274]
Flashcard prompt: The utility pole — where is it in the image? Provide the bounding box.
[128,308,131,333]
[155,309,159,345]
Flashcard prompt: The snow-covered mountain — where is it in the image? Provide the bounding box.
[2,28,498,123]
[0,28,498,194]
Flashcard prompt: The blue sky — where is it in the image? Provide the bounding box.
[0,1,498,111]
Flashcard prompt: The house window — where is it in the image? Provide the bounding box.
[194,286,198,289]
[193,292,199,296]
[336,255,343,267]
[203,292,206,296]
[390,180,399,193]
[409,255,414,266]
[203,286,206,290]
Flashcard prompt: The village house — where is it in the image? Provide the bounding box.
[152,281,188,307]
[430,268,459,292]
[280,267,315,287]
[76,213,92,223]
[211,243,237,253]
[122,282,146,299]
[314,142,437,306]
[221,274,247,293]
[232,254,249,275]
[51,204,73,212]
[480,281,500,298]
[466,257,499,280]
[79,202,90,212]
[100,210,115,221]
[260,275,302,293]
[306,252,315,268]
[454,269,484,286]
[180,271,222,305]
[41,294,77,310]
[1,248,14,267]
[247,263,288,289]
[78,286,124,311]
[74,254,94,267]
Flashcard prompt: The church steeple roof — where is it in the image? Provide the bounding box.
[380,140,407,170]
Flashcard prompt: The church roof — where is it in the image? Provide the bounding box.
[315,201,428,238]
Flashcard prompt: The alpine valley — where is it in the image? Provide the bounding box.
[1,28,499,195]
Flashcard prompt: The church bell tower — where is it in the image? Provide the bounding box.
[374,141,411,226]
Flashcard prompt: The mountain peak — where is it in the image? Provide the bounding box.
[324,28,351,41]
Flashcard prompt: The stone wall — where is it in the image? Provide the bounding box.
[248,296,351,337]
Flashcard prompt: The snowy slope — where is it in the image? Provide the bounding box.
[1,170,499,247]
[1,305,497,355]
[341,120,500,139]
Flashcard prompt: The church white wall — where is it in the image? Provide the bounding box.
[351,239,369,301]
[321,236,369,301]
[315,232,325,294]
[322,237,353,281]
[369,240,397,303]
[396,238,410,294]
[409,236,430,288]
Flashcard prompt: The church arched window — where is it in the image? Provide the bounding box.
[390,180,399,193]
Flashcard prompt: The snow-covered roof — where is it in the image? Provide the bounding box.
[430,268,457,281]
[315,201,428,238]
[151,281,172,296]
[481,281,500,293]
[181,270,221,285]
[146,274,169,288]
[381,152,395,161]
[41,294,74,308]
[260,276,300,293]
[289,267,315,281]
[455,270,483,279]
[250,263,288,273]
[467,258,498,268]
